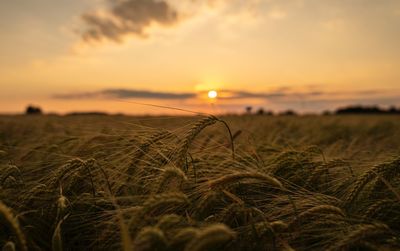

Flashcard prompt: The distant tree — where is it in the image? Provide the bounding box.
[335,106,381,114]
[256,108,274,116]
[256,108,265,115]
[334,105,400,115]
[266,110,274,116]
[280,110,297,116]
[388,106,400,114]
[25,105,42,115]
[245,106,253,114]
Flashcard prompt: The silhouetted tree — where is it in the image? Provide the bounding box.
[279,110,297,116]
[335,105,400,115]
[266,110,274,116]
[256,108,265,115]
[256,108,274,116]
[245,106,253,114]
[388,106,400,114]
[25,105,42,115]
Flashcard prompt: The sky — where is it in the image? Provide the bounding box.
[1,0,400,115]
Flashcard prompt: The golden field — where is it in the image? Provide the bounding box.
[1,114,400,250]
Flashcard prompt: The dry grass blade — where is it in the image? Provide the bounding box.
[52,218,64,251]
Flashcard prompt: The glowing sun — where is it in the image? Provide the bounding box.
[208,90,218,99]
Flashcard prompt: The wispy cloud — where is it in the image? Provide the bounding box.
[54,89,195,100]
[215,90,323,99]
[81,0,179,42]
[53,88,400,112]
[53,88,328,101]
[54,88,321,100]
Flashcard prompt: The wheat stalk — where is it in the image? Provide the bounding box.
[156,214,185,231]
[178,116,235,169]
[254,220,289,236]
[364,199,397,219]
[170,227,199,249]
[49,158,85,189]
[194,190,223,219]
[326,223,391,251]
[345,158,400,207]
[0,164,21,187]
[134,227,167,251]
[270,220,289,233]
[56,185,69,222]
[129,193,190,231]
[156,166,188,193]
[217,203,248,227]
[1,242,16,251]
[209,172,283,189]
[0,201,27,251]
[130,131,173,163]
[178,116,218,166]
[289,205,345,229]
[52,218,65,251]
[184,224,236,251]
[141,192,190,216]
[306,159,352,187]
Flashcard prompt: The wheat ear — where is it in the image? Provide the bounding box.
[326,223,391,251]
[184,224,236,251]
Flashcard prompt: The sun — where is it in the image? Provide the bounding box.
[208,90,218,99]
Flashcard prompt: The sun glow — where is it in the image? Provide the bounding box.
[208,90,218,99]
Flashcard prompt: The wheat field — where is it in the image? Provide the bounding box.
[1,114,400,250]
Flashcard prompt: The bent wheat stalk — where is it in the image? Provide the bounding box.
[0,201,27,251]
[178,116,235,170]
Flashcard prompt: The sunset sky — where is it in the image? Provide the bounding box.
[1,0,400,114]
